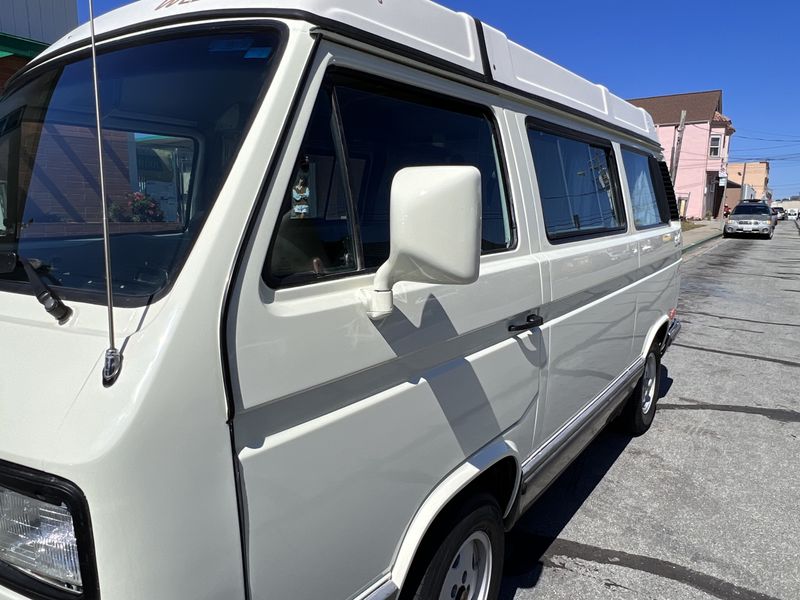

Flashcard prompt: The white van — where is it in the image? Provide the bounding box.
[0,2,682,599]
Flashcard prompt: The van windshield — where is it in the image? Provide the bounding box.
[0,29,281,306]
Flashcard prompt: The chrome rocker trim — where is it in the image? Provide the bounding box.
[515,356,645,513]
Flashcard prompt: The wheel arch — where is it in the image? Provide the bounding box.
[389,438,520,592]
[642,315,670,358]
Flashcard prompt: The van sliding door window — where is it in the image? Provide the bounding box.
[267,71,514,287]
[621,149,669,228]
[527,122,626,242]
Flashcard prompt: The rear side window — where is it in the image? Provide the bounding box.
[621,149,669,229]
[267,71,514,287]
[527,122,625,241]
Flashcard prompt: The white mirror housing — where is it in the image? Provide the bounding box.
[364,166,482,320]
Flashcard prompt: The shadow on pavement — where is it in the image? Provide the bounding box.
[500,431,633,598]
[659,365,674,399]
[500,366,673,599]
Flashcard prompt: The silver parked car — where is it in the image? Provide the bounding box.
[724,202,774,239]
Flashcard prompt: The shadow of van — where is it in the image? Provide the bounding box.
[499,365,672,598]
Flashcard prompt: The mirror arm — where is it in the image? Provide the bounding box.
[361,263,394,321]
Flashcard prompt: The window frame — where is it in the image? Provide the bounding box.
[620,145,671,230]
[709,134,722,158]
[526,116,628,244]
[263,67,518,290]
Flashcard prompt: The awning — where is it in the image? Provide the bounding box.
[0,33,47,60]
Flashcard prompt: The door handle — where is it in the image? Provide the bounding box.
[509,314,544,332]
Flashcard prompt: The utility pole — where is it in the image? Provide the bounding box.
[670,110,687,185]
[740,162,748,201]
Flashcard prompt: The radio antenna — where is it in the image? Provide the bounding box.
[88,0,122,387]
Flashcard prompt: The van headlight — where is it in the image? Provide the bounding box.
[0,461,97,598]
[0,486,81,589]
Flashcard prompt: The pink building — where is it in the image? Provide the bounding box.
[629,91,735,219]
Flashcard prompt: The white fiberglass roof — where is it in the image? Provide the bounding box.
[39,0,658,144]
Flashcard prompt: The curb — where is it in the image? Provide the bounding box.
[682,231,723,254]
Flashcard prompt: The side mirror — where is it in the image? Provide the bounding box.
[363,166,482,320]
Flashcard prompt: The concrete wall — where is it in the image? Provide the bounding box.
[0,0,78,44]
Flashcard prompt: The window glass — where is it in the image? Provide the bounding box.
[268,72,513,286]
[268,88,357,283]
[731,203,770,215]
[622,150,666,228]
[709,135,721,157]
[0,30,282,305]
[527,127,624,239]
[0,182,6,235]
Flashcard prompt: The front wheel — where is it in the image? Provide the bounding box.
[620,344,661,436]
[402,494,504,600]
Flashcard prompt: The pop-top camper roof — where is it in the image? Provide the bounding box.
[31,0,658,145]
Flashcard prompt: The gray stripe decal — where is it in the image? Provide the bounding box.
[234,254,679,443]
[235,317,519,444]
[539,253,680,323]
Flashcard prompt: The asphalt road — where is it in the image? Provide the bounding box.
[504,222,800,600]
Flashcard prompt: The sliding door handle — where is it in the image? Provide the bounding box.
[509,314,544,332]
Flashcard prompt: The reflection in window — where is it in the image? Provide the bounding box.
[0,181,6,235]
[0,30,281,302]
[528,128,624,238]
[114,134,193,225]
[622,150,665,229]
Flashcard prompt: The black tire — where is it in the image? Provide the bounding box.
[401,494,504,600]
[722,231,729,238]
[620,344,661,436]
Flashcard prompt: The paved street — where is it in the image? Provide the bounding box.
[504,222,800,600]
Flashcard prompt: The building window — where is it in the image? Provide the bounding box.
[709,135,721,157]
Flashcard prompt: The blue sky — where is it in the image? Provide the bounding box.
[78,0,800,198]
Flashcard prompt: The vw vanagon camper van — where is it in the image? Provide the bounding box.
[0,2,681,599]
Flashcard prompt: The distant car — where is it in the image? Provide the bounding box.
[772,206,787,220]
[724,202,774,239]
[788,208,798,220]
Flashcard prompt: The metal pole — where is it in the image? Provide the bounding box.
[88,0,122,386]
[740,162,748,201]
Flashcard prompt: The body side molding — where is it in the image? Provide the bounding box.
[359,579,399,600]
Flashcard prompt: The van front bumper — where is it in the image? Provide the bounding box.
[664,319,681,353]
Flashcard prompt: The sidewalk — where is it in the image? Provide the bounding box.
[681,220,723,252]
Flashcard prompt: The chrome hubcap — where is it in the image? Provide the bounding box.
[641,353,657,414]
[439,532,492,600]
